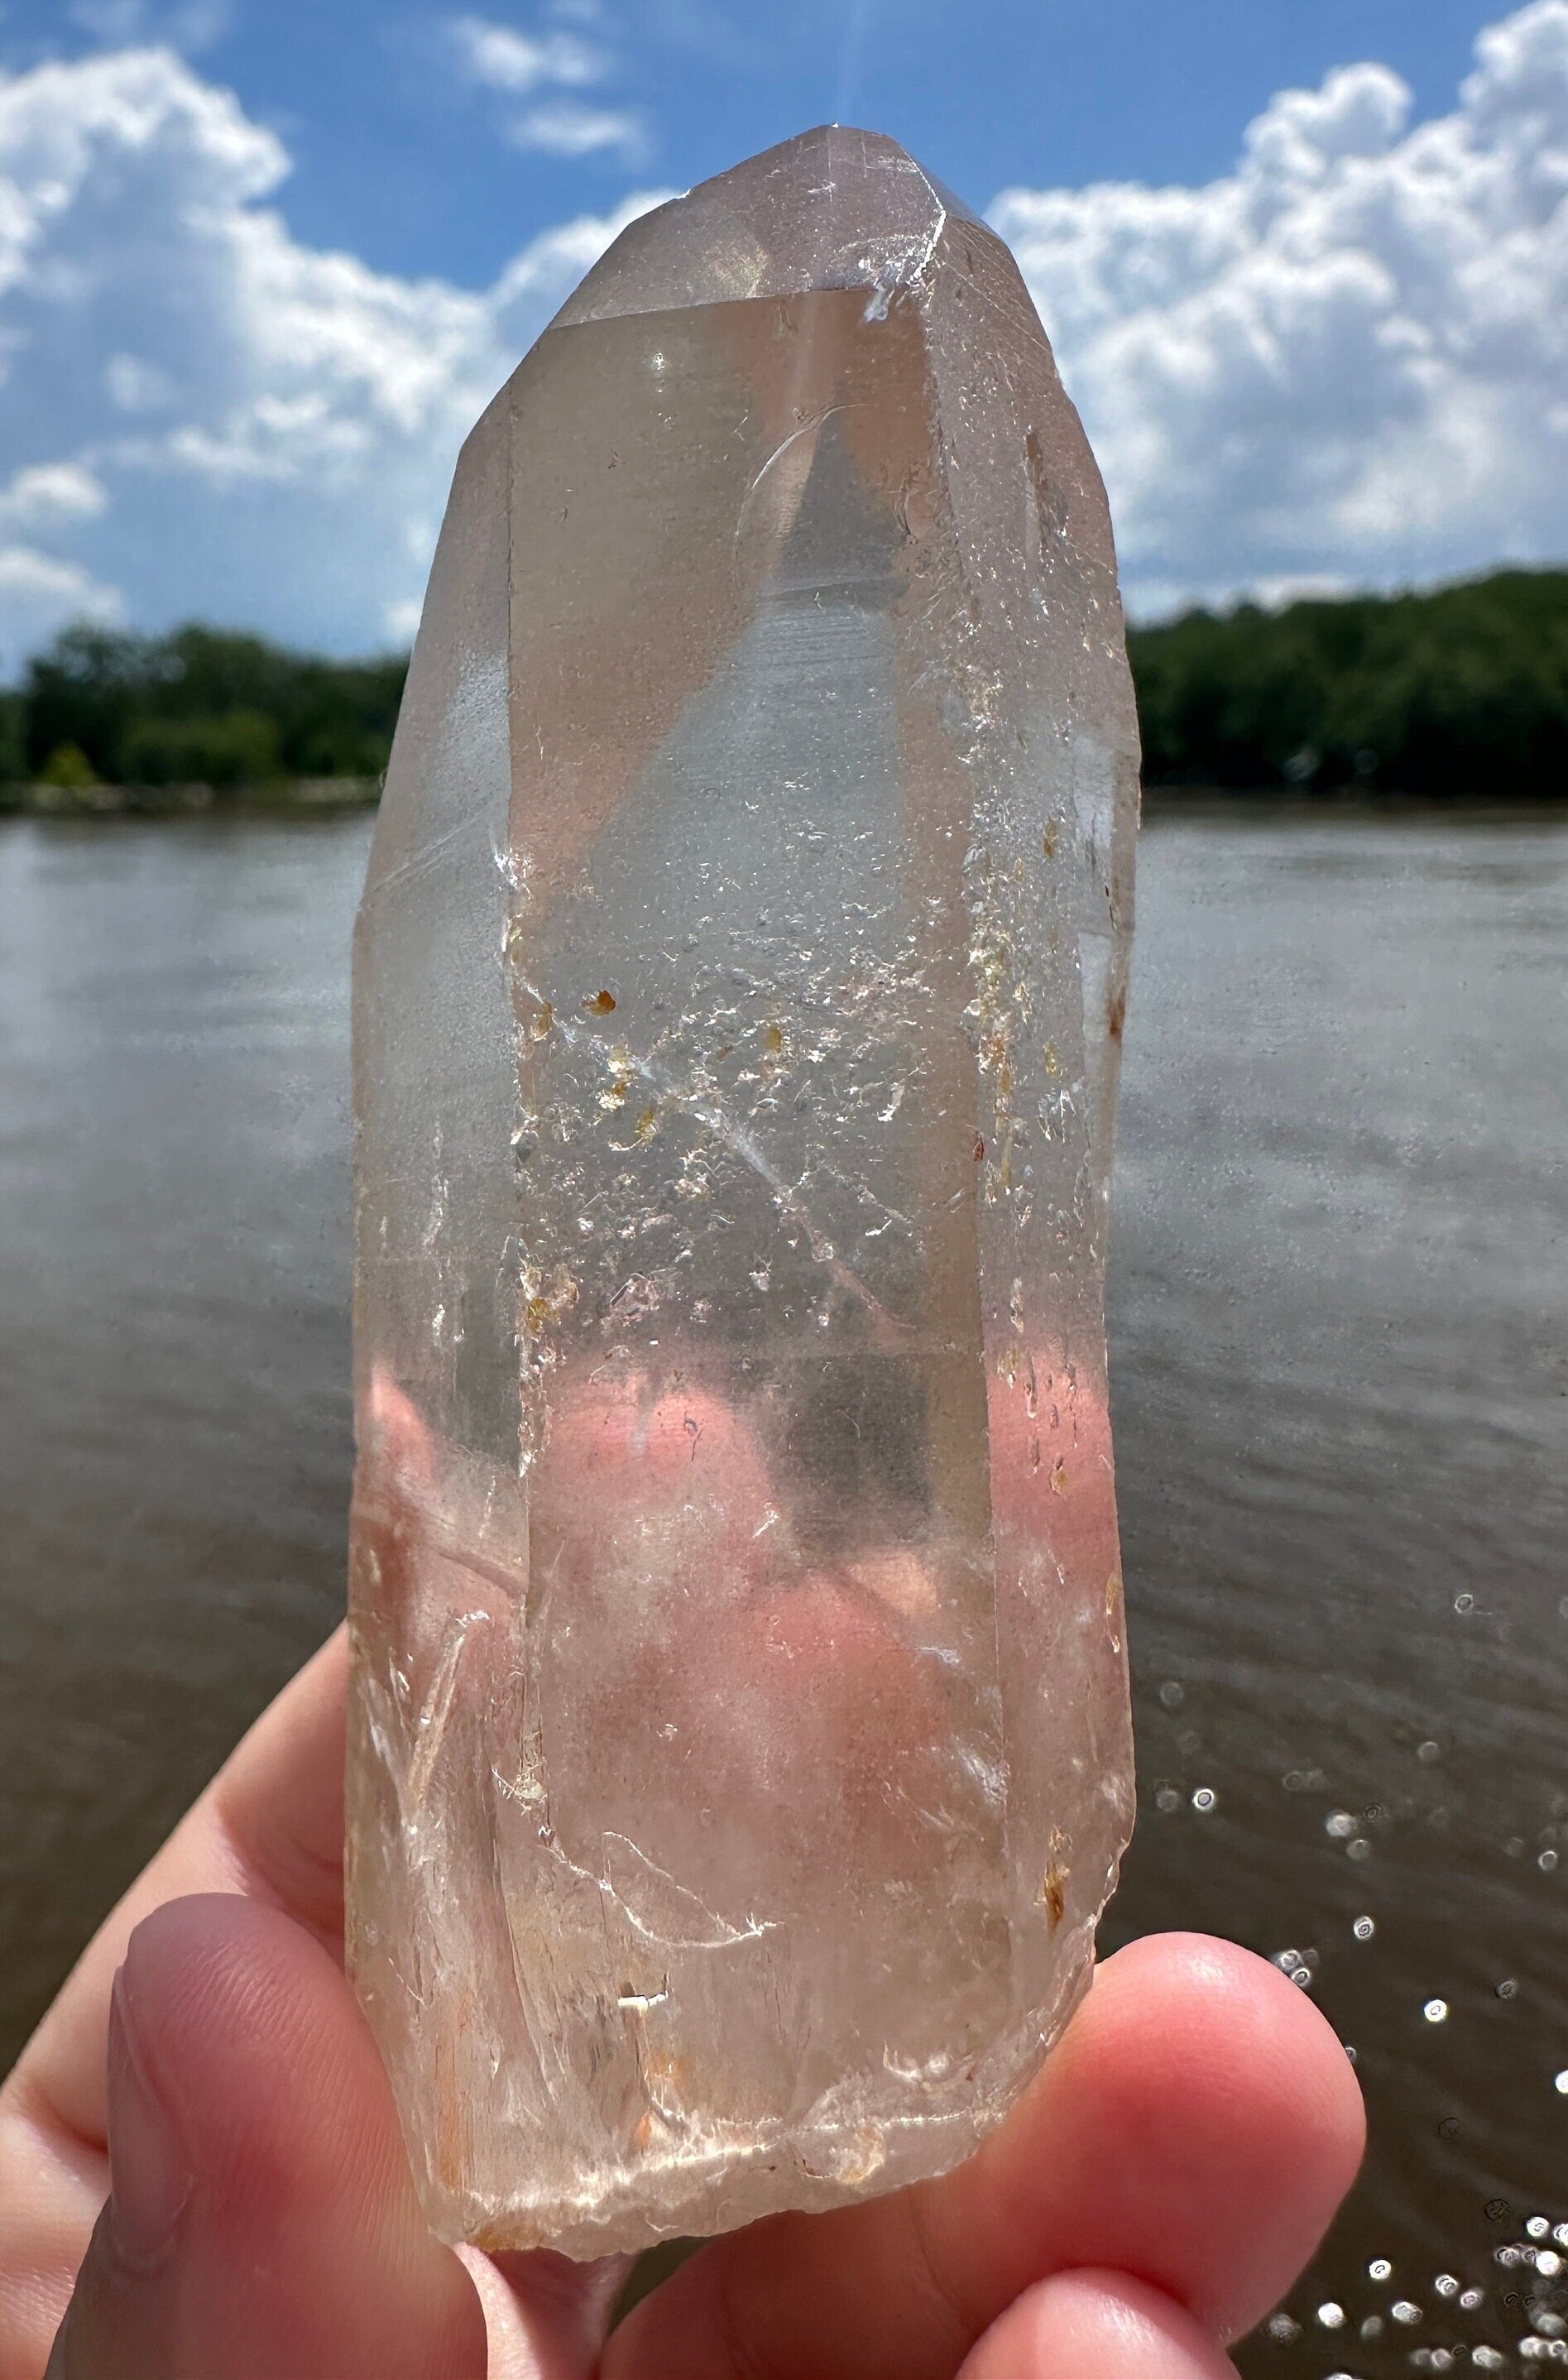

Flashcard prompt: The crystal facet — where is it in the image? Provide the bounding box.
[348,125,1140,2260]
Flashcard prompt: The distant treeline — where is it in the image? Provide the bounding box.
[0,624,405,798]
[2,569,1566,805]
[1128,569,1568,797]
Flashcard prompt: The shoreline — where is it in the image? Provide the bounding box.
[1,775,381,819]
[5,779,1566,823]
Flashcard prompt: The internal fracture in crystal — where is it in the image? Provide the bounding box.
[348,123,1141,2259]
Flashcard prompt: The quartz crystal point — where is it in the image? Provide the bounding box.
[348,124,1140,2260]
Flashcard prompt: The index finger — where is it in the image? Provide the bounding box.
[605,1932,1366,2380]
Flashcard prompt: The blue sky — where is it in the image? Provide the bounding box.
[0,0,1562,660]
[0,0,1502,286]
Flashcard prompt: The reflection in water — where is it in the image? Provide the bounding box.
[0,806,1563,2365]
[1105,807,1568,2376]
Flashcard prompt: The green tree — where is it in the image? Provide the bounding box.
[38,740,100,790]
[1128,569,1568,795]
[24,630,152,784]
[0,692,26,792]
[8,572,1568,809]
[120,708,281,789]
[22,621,406,787]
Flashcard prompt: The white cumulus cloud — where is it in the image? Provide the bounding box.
[0,7,1561,672]
[449,14,603,94]
[990,0,1568,612]
[511,100,645,159]
[67,0,234,52]
[0,42,669,669]
[0,547,122,663]
[448,12,648,168]
[0,462,108,530]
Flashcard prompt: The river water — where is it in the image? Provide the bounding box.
[1,806,1563,2373]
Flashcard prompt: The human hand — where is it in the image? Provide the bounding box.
[0,1629,1363,2379]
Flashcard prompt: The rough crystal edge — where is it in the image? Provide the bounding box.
[435,1927,1104,2260]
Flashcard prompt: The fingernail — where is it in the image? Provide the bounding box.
[105,1962,192,2272]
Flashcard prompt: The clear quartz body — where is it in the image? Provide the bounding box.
[348,127,1140,2259]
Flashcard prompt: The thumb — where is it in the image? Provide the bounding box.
[45,1894,487,2380]
[958,2272,1241,2379]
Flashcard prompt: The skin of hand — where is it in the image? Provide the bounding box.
[0,1628,1364,2380]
